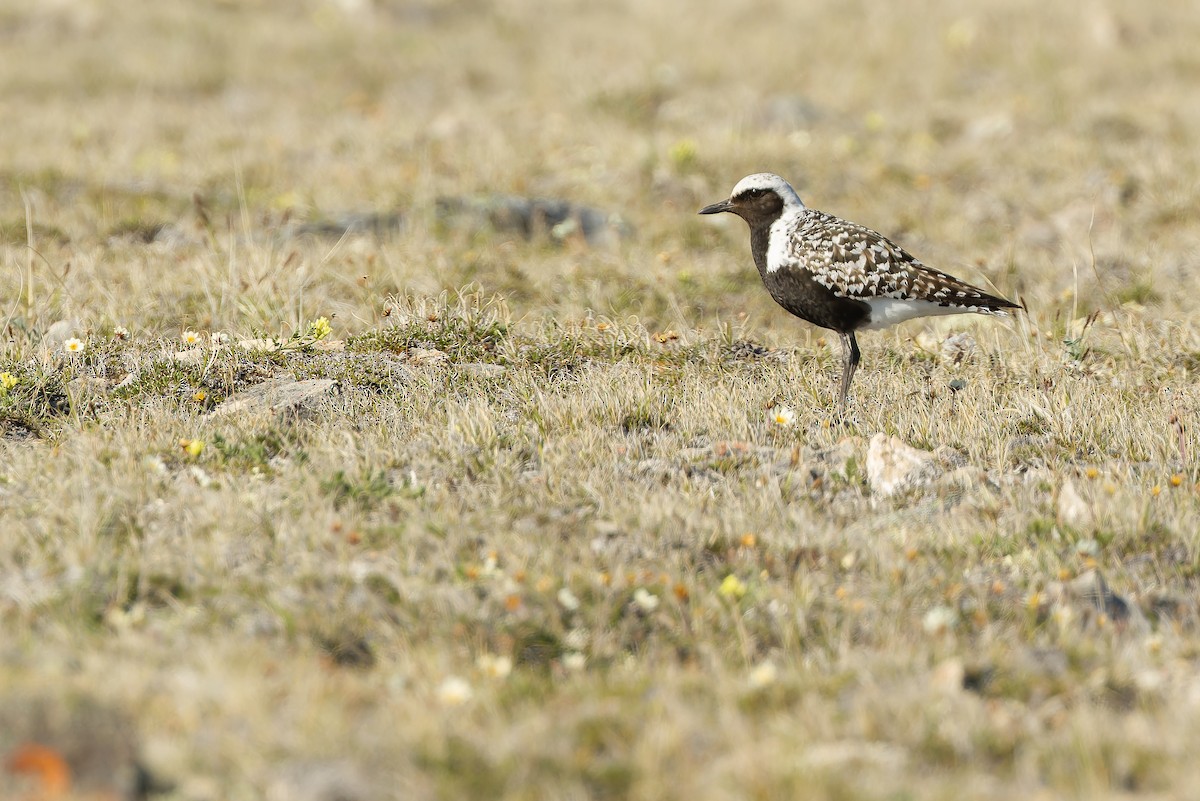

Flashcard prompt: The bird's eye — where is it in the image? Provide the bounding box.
[741,188,765,199]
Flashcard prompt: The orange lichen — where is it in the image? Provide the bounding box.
[6,743,71,797]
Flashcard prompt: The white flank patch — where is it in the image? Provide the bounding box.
[859,297,1005,330]
[766,211,802,274]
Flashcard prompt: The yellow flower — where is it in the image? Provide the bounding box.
[63,338,85,354]
[180,438,204,457]
[0,372,16,391]
[308,317,332,341]
[718,574,747,600]
[181,330,201,346]
[436,676,473,706]
[770,405,796,427]
[193,390,208,403]
[476,654,513,680]
[748,661,778,689]
[668,138,698,171]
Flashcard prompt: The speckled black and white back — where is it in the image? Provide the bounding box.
[778,207,1018,330]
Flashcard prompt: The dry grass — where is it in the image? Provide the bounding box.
[3,0,1200,798]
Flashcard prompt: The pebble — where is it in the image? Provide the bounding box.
[211,378,339,420]
[866,433,941,497]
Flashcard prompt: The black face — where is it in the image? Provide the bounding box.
[699,187,784,227]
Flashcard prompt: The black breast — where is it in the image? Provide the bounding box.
[749,224,870,334]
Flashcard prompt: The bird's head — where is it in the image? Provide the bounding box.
[698,173,804,226]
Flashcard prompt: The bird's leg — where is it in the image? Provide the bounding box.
[838,332,861,415]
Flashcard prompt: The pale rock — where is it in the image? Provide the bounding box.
[267,760,371,801]
[803,436,864,481]
[457,362,507,377]
[407,347,448,366]
[1089,4,1125,47]
[932,445,969,470]
[931,658,966,693]
[68,376,108,398]
[211,379,339,420]
[1056,480,1093,529]
[42,318,79,348]
[802,740,908,770]
[940,331,977,364]
[965,113,1014,142]
[866,433,940,497]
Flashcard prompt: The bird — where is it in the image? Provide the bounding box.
[699,173,1020,414]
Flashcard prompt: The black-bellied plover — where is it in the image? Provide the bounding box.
[700,173,1019,413]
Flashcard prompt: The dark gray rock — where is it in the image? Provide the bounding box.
[436,194,632,246]
[267,760,372,801]
[0,695,161,800]
[286,211,405,240]
[757,94,824,130]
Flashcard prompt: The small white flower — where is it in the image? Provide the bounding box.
[562,652,586,671]
[564,628,589,651]
[62,337,85,354]
[112,326,130,340]
[557,588,581,611]
[769,404,796,427]
[748,661,778,689]
[188,465,217,489]
[477,654,513,680]
[436,676,473,706]
[181,329,202,346]
[922,605,958,635]
[632,588,659,612]
[210,331,231,347]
